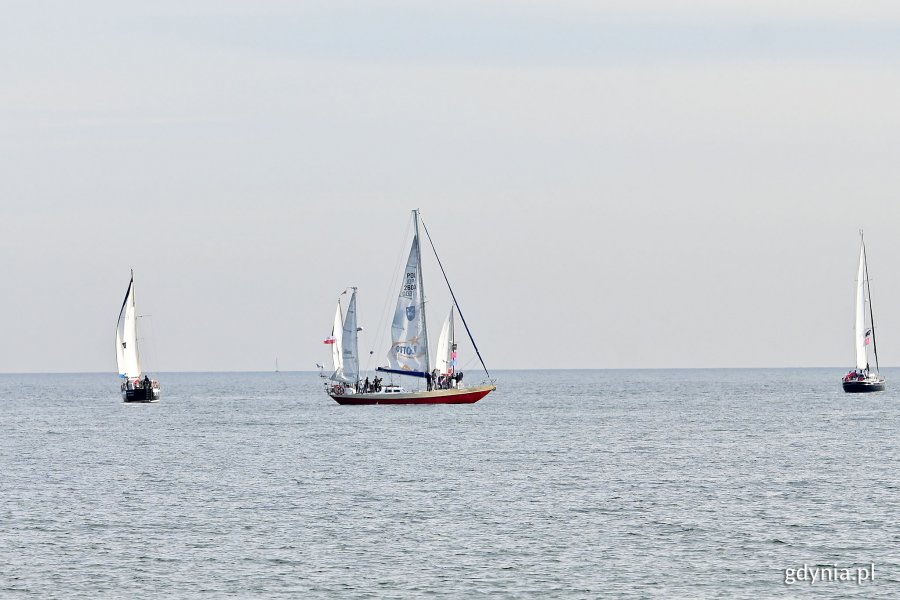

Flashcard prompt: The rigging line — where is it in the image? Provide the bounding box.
[148,315,160,377]
[419,216,491,379]
[862,234,880,373]
[459,355,478,370]
[365,214,414,375]
[137,315,158,377]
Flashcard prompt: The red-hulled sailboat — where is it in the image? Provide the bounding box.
[325,210,496,405]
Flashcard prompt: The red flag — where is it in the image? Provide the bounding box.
[323,336,336,344]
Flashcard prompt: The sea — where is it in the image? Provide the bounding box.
[2,368,898,598]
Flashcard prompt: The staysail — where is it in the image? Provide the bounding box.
[334,289,359,384]
[331,299,344,373]
[115,273,141,378]
[387,233,429,374]
[435,307,456,375]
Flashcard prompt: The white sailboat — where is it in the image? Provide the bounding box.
[325,210,495,405]
[842,232,884,393]
[116,271,160,402]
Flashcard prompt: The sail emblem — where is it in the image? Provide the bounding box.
[406,305,417,321]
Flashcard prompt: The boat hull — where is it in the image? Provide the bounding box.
[330,384,495,405]
[122,387,161,403]
[842,379,885,393]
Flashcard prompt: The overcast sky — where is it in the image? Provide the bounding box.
[3,1,900,373]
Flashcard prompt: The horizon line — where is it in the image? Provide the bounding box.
[0,366,884,376]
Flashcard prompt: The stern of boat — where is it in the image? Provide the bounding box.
[842,376,885,393]
[122,380,161,402]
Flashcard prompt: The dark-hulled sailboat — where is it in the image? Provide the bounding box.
[842,232,884,393]
[116,271,161,402]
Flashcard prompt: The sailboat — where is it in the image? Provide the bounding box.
[325,210,496,405]
[116,271,161,402]
[842,232,885,393]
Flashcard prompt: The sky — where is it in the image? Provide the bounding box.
[3,1,900,372]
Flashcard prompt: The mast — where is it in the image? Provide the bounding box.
[413,210,430,374]
[862,232,880,374]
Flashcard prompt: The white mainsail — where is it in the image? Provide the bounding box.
[435,307,456,375]
[387,234,429,373]
[115,275,141,378]
[334,289,359,384]
[331,300,344,373]
[854,241,869,371]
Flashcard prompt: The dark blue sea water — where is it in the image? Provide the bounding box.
[2,369,898,598]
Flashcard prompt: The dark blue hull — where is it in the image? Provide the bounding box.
[842,379,885,393]
[122,387,160,402]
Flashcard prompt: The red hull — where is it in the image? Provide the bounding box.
[330,385,495,405]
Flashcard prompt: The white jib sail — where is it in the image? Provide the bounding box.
[331,300,344,373]
[335,289,359,384]
[387,235,429,373]
[854,242,868,371]
[435,307,456,375]
[115,276,141,378]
